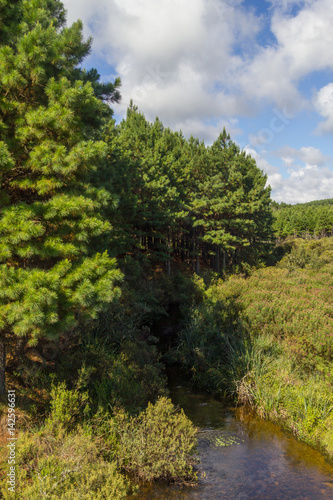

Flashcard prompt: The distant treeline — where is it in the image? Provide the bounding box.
[272,199,333,238]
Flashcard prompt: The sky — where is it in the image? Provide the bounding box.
[62,0,333,204]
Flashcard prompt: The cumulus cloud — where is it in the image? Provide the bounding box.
[62,0,333,129]
[62,0,261,132]
[273,149,333,203]
[243,147,286,196]
[62,0,333,120]
[313,83,333,134]
[272,165,333,203]
[173,117,242,144]
[245,145,333,203]
[271,1,333,79]
[239,0,333,112]
[276,145,329,166]
[244,146,278,175]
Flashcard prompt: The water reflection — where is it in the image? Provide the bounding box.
[130,372,333,500]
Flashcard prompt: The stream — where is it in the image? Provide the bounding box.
[134,367,333,500]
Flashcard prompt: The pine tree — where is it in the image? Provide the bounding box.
[0,0,122,394]
[188,129,273,270]
[105,104,186,265]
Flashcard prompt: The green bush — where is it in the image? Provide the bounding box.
[54,326,168,415]
[176,282,248,396]
[0,426,133,500]
[277,237,333,271]
[114,397,198,483]
[44,382,90,431]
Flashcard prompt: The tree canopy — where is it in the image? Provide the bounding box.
[105,105,273,273]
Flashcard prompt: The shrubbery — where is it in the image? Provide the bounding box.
[0,384,133,500]
[0,385,198,498]
[113,397,198,483]
[0,427,132,500]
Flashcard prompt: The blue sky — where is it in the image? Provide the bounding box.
[63,0,333,203]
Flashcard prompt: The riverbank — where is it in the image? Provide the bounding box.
[176,239,333,460]
[0,266,200,498]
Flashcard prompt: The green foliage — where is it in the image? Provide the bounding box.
[277,237,333,271]
[114,397,198,483]
[215,434,243,447]
[176,278,249,396]
[0,426,132,500]
[0,395,198,497]
[52,304,168,414]
[3,0,333,494]
[44,382,90,431]
[105,105,274,273]
[91,340,167,413]
[237,349,333,455]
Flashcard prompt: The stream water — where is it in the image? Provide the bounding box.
[134,368,333,500]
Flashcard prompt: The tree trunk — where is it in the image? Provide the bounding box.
[215,246,220,273]
[0,338,6,396]
[196,251,200,274]
[167,232,171,275]
[192,237,195,271]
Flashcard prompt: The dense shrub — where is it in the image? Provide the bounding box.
[113,397,198,483]
[44,382,90,431]
[0,387,200,497]
[277,237,333,271]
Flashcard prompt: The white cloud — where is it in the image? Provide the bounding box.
[243,147,286,195]
[243,147,285,192]
[62,0,260,135]
[244,146,278,175]
[313,83,333,134]
[62,0,333,134]
[299,146,328,166]
[271,1,333,79]
[281,156,294,167]
[239,0,333,113]
[276,145,329,166]
[173,117,242,144]
[62,0,333,203]
[245,145,333,203]
[272,164,333,203]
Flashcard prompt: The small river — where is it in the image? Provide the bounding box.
[133,367,333,500]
